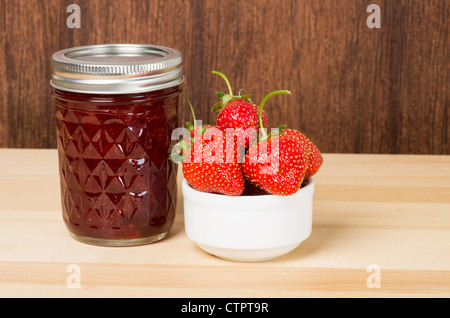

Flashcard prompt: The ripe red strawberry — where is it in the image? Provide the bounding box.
[239,89,311,196]
[182,126,245,196]
[212,71,268,148]
[281,129,323,179]
[243,134,308,195]
[217,99,269,134]
[171,98,245,196]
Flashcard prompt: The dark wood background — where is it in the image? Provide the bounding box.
[0,0,448,154]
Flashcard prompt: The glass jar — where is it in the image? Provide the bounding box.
[51,44,184,246]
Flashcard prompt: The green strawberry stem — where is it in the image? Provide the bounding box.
[258,90,291,139]
[211,71,254,111]
[212,70,233,96]
[184,95,197,128]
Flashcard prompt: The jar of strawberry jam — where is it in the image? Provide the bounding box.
[51,44,183,246]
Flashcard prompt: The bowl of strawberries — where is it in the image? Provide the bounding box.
[171,71,323,262]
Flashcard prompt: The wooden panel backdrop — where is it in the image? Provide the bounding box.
[0,0,448,153]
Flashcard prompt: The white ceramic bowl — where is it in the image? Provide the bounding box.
[182,178,314,262]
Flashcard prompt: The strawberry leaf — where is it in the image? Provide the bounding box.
[169,139,191,163]
[239,94,253,101]
[186,122,194,131]
[222,94,232,106]
[216,92,226,99]
[212,101,224,112]
[267,125,286,139]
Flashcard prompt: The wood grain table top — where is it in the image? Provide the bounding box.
[0,149,449,298]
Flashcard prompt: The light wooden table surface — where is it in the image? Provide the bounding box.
[0,149,449,298]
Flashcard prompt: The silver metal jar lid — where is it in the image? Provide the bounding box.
[51,44,184,94]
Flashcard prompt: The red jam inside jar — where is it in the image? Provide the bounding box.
[51,44,183,246]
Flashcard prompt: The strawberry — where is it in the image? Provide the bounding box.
[171,97,245,196]
[212,71,268,148]
[182,126,245,196]
[241,90,310,196]
[243,134,308,196]
[217,99,268,135]
[281,129,323,179]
